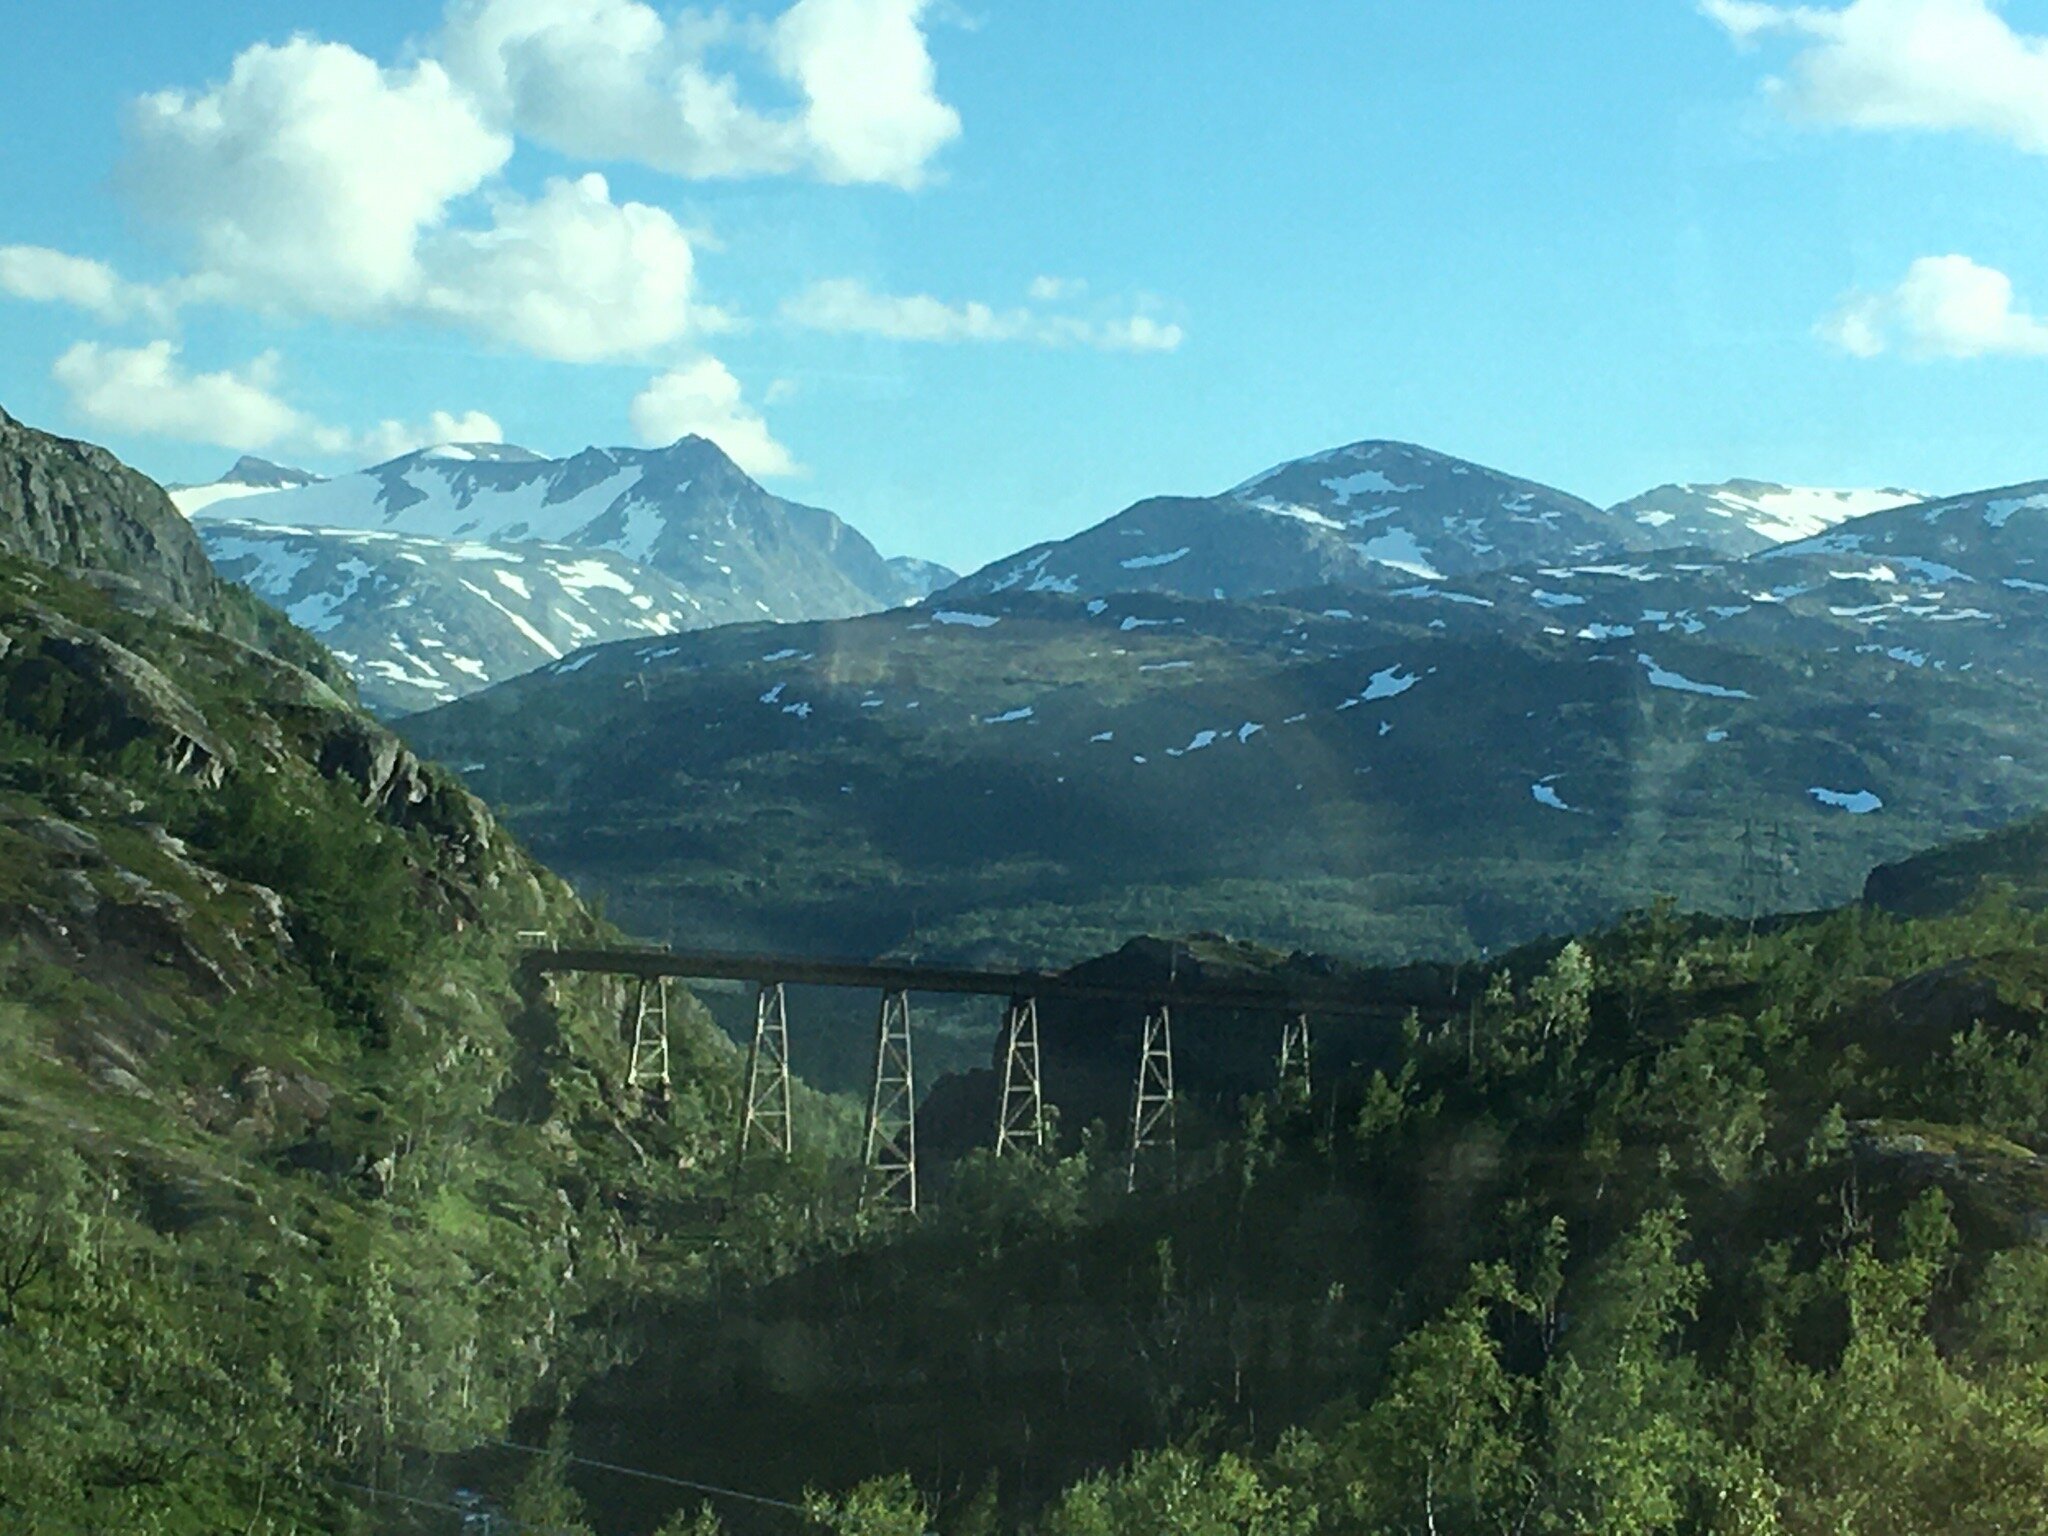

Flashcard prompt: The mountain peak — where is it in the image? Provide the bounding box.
[947,438,1643,603]
[404,441,546,466]
[221,455,321,489]
[1610,480,1926,556]
[1227,438,1466,497]
[642,433,747,472]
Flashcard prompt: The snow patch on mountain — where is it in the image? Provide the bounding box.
[1638,654,1754,699]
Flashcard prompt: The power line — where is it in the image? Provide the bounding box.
[471,1431,813,1516]
[328,1477,592,1535]
[310,1391,818,1523]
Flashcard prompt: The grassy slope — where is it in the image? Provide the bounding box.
[0,551,784,1531]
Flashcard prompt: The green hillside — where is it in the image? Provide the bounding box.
[401,583,2048,1021]
[547,870,2048,1536]
[5,410,2048,1536]
[0,544,789,1530]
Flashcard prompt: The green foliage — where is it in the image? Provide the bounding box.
[15,540,2048,1534]
[188,768,417,1042]
[653,1504,728,1536]
[506,1428,600,1536]
[935,1147,1091,1259]
[806,1472,932,1535]
[1043,1447,1313,1536]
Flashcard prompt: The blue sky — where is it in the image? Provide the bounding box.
[4,0,2048,572]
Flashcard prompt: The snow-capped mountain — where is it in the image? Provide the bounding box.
[168,456,327,516]
[398,446,2048,979]
[214,435,932,618]
[1610,479,1925,557]
[198,520,712,716]
[189,435,954,714]
[944,440,1659,602]
[404,517,2048,967]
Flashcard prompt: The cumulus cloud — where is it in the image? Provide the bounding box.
[440,0,959,187]
[0,246,175,325]
[418,173,699,361]
[770,0,961,185]
[629,359,798,476]
[1701,0,2048,155]
[45,2,968,380]
[783,277,1185,352]
[1821,254,2048,358]
[52,338,504,460]
[354,409,508,462]
[1027,275,1087,303]
[123,39,512,316]
[53,341,317,452]
[115,39,718,361]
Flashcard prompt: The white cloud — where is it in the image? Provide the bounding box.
[116,40,715,362]
[629,359,798,476]
[0,246,174,325]
[1821,254,2048,357]
[43,5,960,383]
[783,277,1185,352]
[786,278,1024,341]
[770,0,961,186]
[355,409,507,462]
[53,341,315,452]
[1028,275,1087,303]
[418,173,698,361]
[123,38,512,316]
[1090,314,1185,353]
[441,0,959,187]
[52,338,504,461]
[1702,0,2048,155]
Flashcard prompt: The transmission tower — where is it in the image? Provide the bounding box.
[1765,820,1792,911]
[1127,1004,1177,1194]
[1738,816,1761,925]
[626,978,671,1091]
[995,995,1045,1157]
[736,982,794,1164]
[1278,1012,1312,1102]
[862,990,918,1212]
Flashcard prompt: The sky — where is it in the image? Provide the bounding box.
[3,0,2048,574]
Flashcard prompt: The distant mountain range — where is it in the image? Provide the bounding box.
[167,455,327,515]
[941,441,1921,604]
[1608,479,1924,555]
[398,435,2048,984]
[176,437,955,715]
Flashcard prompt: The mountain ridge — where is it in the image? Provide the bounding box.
[172,430,955,714]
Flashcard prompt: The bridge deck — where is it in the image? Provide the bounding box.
[522,946,1430,1020]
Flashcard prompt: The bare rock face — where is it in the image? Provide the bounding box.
[0,405,221,618]
[0,405,354,696]
[315,714,430,815]
[16,603,236,788]
[312,711,497,870]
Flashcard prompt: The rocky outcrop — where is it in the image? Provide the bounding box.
[0,404,221,617]
[311,711,498,875]
[11,602,236,788]
[0,405,353,696]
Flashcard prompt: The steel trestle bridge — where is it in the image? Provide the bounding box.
[521,943,1422,1211]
